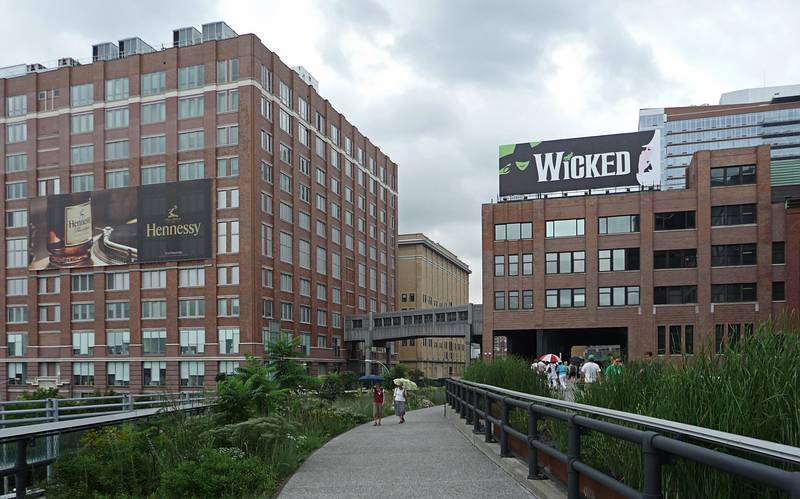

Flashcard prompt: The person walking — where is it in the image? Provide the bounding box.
[393,383,407,424]
[605,357,623,382]
[546,362,558,388]
[557,361,568,390]
[567,361,578,381]
[372,383,384,426]
[580,355,602,384]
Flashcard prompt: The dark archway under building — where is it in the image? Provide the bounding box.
[497,327,628,361]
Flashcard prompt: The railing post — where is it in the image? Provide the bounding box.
[473,389,482,434]
[527,404,545,479]
[465,387,474,425]
[642,431,663,499]
[459,385,467,419]
[500,397,511,457]
[567,414,581,499]
[484,392,493,443]
[15,438,28,499]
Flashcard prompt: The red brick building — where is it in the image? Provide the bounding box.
[0,22,398,398]
[482,145,799,360]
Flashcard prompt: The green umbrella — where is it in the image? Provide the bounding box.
[393,378,418,390]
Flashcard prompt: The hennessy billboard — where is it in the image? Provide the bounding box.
[29,179,212,269]
[498,130,662,196]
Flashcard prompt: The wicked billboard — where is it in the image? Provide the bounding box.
[28,179,212,270]
[498,130,662,196]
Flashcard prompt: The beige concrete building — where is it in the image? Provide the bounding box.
[396,233,470,378]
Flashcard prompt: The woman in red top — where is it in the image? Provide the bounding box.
[372,383,384,426]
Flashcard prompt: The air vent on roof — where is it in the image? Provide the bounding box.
[173,27,202,48]
[58,58,80,68]
[92,42,119,62]
[202,21,237,42]
[26,63,45,73]
[118,38,155,58]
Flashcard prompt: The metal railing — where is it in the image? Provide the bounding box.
[446,379,800,499]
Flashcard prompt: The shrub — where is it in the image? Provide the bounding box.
[463,356,551,397]
[157,448,276,498]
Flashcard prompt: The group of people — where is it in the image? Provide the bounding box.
[532,355,624,389]
[371,383,407,426]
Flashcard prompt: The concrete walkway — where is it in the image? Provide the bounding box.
[279,405,535,499]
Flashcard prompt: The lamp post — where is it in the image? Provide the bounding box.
[364,359,390,375]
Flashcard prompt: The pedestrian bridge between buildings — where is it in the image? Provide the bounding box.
[344,303,483,344]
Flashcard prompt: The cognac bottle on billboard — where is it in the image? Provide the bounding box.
[46,192,93,266]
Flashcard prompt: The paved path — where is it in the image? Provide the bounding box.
[279,405,535,499]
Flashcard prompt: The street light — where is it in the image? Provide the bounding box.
[364,359,390,374]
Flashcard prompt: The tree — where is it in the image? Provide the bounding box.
[265,337,309,390]
[215,356,287,423]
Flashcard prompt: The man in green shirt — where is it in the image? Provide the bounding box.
[604,357,623,381]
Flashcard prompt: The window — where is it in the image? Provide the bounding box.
[297,96,308,120]
[218,265,240,286]
[772,281,786,301]
[141,270,166,289]
[141,101,166,124]
[142,166,166,185]
[299,239,311,268]
[143,361,167,386]
[71,301,95,322]
[71,83,93,107]
[545,288,586,308]
[180,328,205,354]
[545,219,586,238]
[280,232,294,264]
[7,277,27,296]
[494,222,533,240]
[299,305,311,324]
[710,165,756,187]
[685,325,694,355]
[179,161,204,181]
[141,71,166,96]
[260,96,272,121]
[299,279,311,296]
[179,268,205,287]
[279,80,292,106]
[73,362,94,386]
[217,125,239,146]
[141,135,166,156]
[6,210,27,228]
[522,290,533,309]
[599,286,640,306]
[317,246,327,275]
[72,274,94,293]
[217,188,239,209]
[71,113,93,134]
[279,202,293,223]
[654,249,697,269]
[72,331,95,355]
[105,140,129,161]
[37,276,59,294]
[106,107,129,129]
[668,325,682,355]
[279,173,292,193]
[217,157,239,177]
[711,283,757,303]
[180,361,205,387]
[5,153,27,174]
[105,77,129,101]
[654,285,697,305]
[107,330,130,355]
[494,256,505,277]
[545,251,586,274]
[7,333,26,356]
[70,145,94,166]
[599,215,640,234]
[5,94,26,117]
[261,130,273,152]
[106,271,130,290]
[6,239,27,268]
[217,220,240,254]
[494,291,505,310]
[7,305,27,323]
[279,109,292,134]
[219,361,240,376]
[106,301,130,320]
[8,363,26,385]
[598,248,639,272]
[6,181,27,200]
[773,242,785,264]
[178,130,204,151]
[317,309,327,326]
[142,300,167,319]
[711,243,756,267]
[217,297,240,317]
[178,297,205,318]
[107,362,130,387]
[6,123,26,143]
[507,290,520,309]
[507,254,519,276]
[654,211,695,231]
[106,170,129,188]
[261,224,272,257]
[143,329,166,354]
[37,177,60,196]
[711,204,756,226]
[280,143,293,164]
[217,90,239,113]
[178,96,204,119]
[179,65,205,89]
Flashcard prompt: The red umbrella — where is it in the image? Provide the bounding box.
[539,354,561,363]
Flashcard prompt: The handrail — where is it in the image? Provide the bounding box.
[446,379,800,499]
[457,379,800,465]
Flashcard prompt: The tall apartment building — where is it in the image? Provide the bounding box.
[485,129,800,360]
[639,84,800,190]
[396,233,470,378]
[0,22,399,398]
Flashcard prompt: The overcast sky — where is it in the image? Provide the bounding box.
[2,0,799,302]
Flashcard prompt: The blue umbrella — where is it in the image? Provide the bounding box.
[359,374,384,382]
